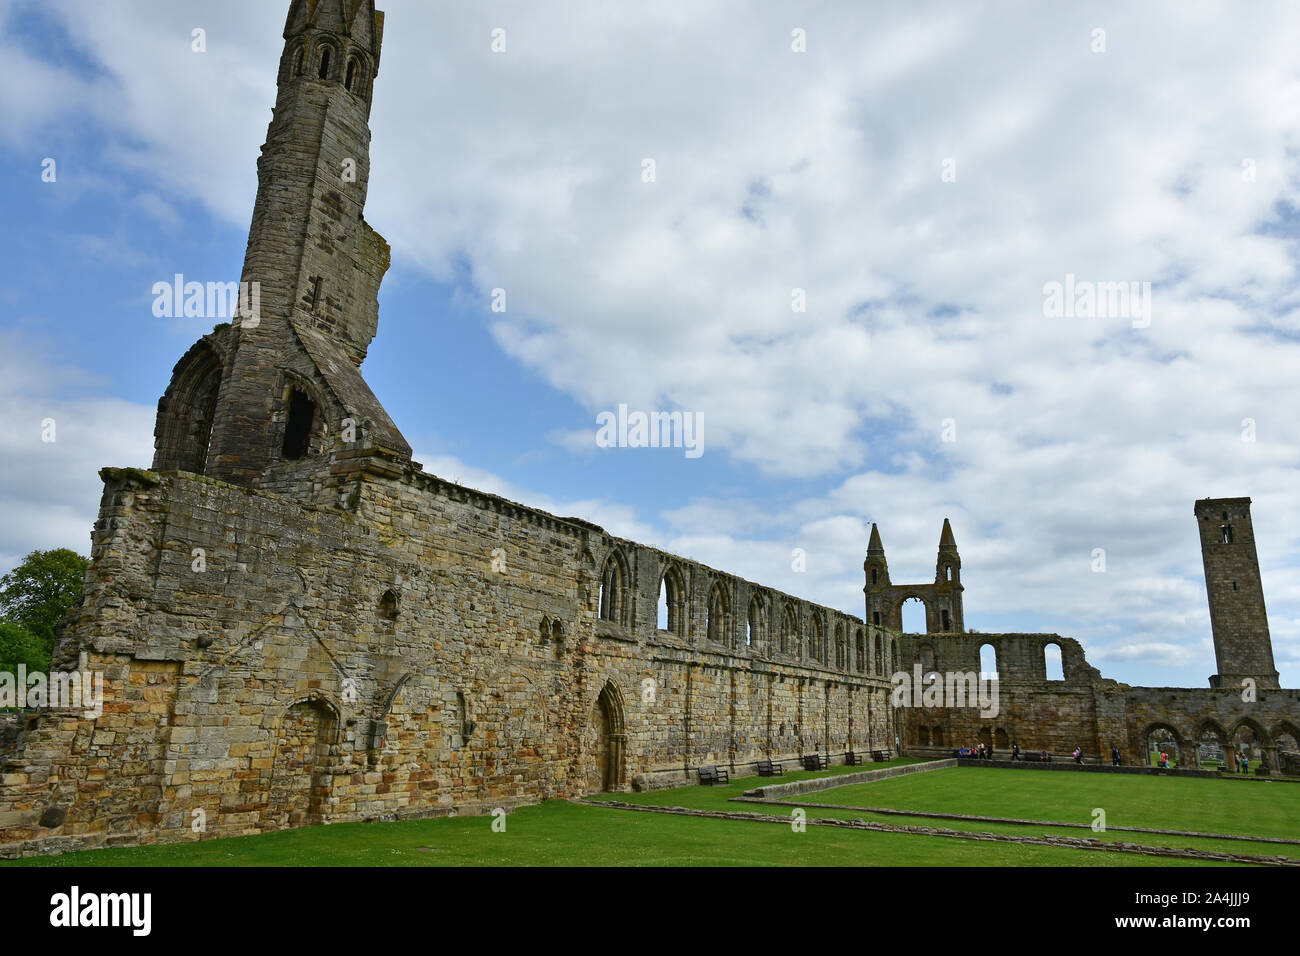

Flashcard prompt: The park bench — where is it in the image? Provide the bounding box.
[756,759,784,777]
[697,765,729,785]
[802,754,828,771]
[844,751,866,766]
[871,750,889,762]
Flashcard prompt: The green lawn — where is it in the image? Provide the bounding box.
[790,766,1300,859]
[0,761,1279,867]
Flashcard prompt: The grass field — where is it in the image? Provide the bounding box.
[2,761,1291,867]
[790,766,1300,859]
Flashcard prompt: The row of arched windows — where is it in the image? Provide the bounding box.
[284,35,372,100]
[596,551,893,676]
[915,641,1065,681]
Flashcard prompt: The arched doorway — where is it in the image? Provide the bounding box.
[1197,722,1228,770]
[1144,724,1182,768]
[587,682,626,793]
[268,697,337,829]
[1229,720,1271,774]
[1272,722,1300,775]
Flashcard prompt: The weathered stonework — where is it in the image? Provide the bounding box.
[892,502,1300,772]
[1,0,1298,859]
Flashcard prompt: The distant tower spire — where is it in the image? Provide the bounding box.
[934,518,963,632]
[863,523,891,633]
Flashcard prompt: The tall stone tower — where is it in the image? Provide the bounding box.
[153,0,409,487]
[1194,497,1280,690]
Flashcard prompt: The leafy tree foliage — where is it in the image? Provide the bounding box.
[0,549,90,666]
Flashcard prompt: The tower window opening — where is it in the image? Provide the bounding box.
[1232,581,1238,591]
[346,59,358,91]
[871,569,878,585]
[308,276,322,312]
[282,388,316,460]
[1221,525,1233,544]
[318,48,331,80]
[293,46,305,77]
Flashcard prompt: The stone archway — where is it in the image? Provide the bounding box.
[268,696,338,829]
[587,682,626,793]
[1142,723,1184,768]
[1271,721,1300,775]
[1195,720,1229,771]
[1229,718,1272,774]
[898,595,930,635]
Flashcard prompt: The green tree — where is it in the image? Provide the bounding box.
[0,549,90,663]
[0,620,47,674]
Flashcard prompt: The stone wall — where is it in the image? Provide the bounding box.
[0,458,890,856]
[895,631,1300,767]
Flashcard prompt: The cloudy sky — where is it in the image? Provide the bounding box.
[2,0,1299,688]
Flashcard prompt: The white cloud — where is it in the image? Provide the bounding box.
[0,333,155,576]
[9,0,1300,686]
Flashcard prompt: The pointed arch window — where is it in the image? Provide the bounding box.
[599,551,629,625]
[658,564,686,637]
[707,580,731,646]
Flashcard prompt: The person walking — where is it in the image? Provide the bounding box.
[1012,741,1021,761]
[1111,746,1120,766]
[1073,746,1082,764]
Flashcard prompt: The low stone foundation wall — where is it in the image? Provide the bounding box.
[954,757,1300,782]
[741,759,955,799]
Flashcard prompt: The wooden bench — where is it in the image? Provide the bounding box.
[844,751,867,766]
[871,750,889,762]
[756,759,784,777]
[697,765,729,785]
[802,754,828,771]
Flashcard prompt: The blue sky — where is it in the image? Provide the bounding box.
[2,0,1300,689]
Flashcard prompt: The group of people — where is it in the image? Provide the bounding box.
[954,741,1133,766]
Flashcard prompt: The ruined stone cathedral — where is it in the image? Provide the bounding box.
[1,0,1297,856]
